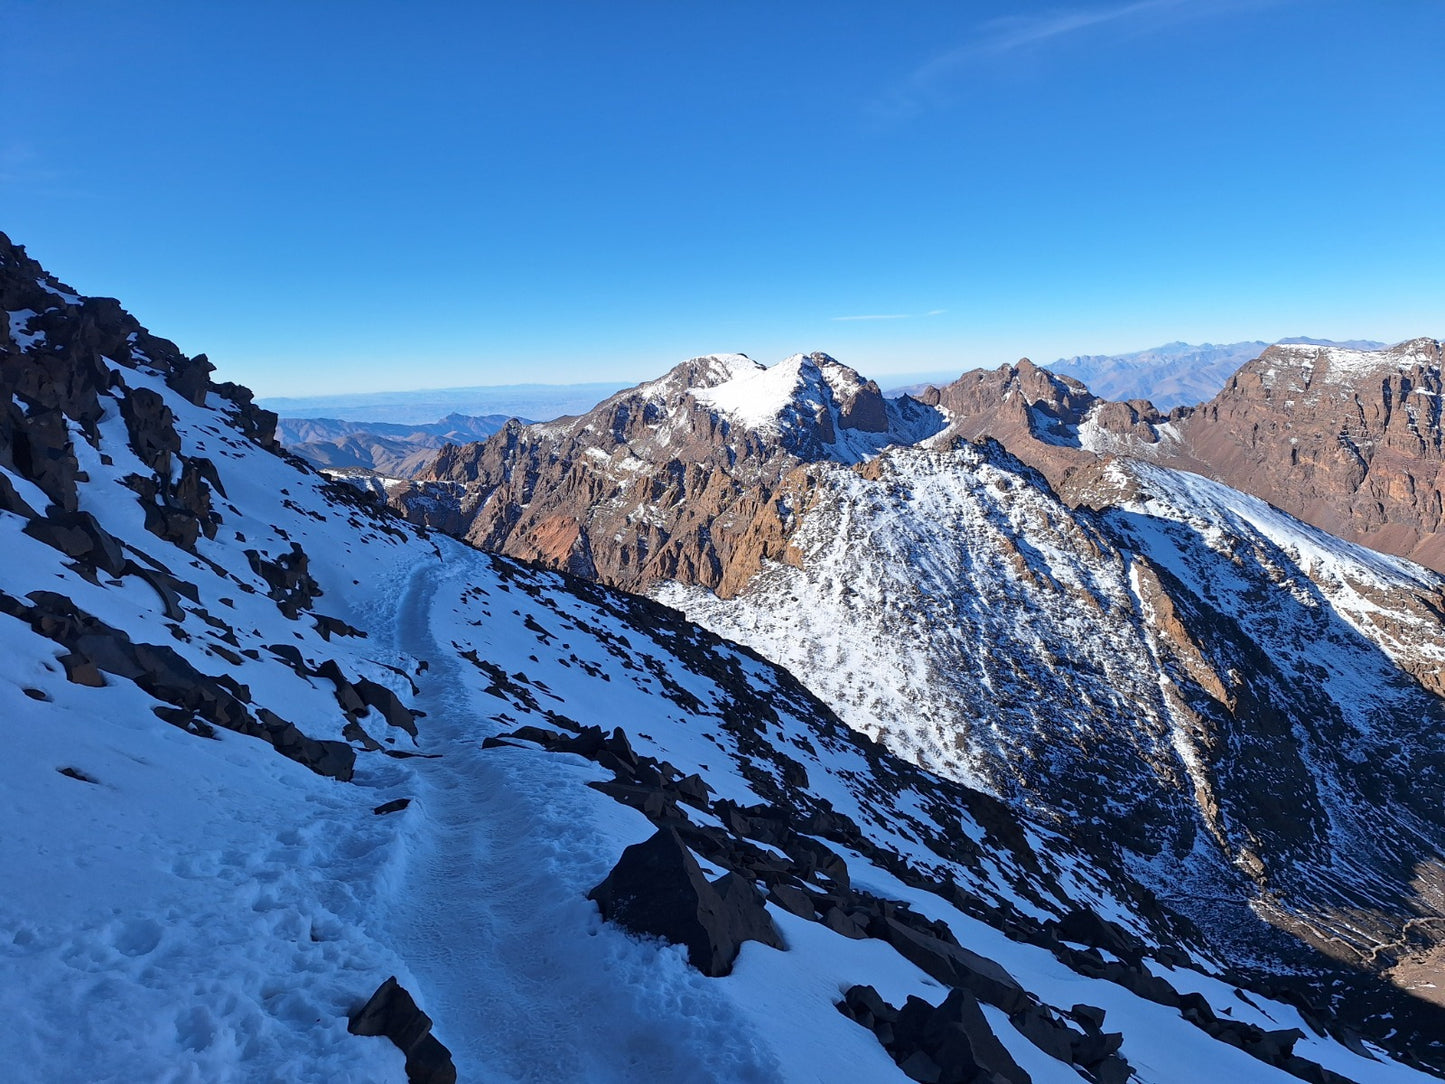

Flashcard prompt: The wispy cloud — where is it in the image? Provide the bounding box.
[0,143,63,187]
[870,0,1279,122]
[833,309,946,322]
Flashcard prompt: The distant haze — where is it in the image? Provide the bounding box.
[259,382,629,425]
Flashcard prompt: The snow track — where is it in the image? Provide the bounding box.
[377,550,781,1083]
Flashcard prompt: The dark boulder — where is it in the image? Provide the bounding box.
[892,989,1031,1084]
[587,828,782,977]
[348,976,456,1084]
[22,510,127,577]
[354,676,418,737]
[878,916,1029,1013]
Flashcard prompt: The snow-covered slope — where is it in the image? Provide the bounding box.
[660,436,1445,1041]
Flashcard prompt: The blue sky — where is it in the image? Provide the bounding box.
[3,0,1441,395]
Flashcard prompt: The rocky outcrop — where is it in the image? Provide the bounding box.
[1177,339,1445,572]
[0,588,355,779]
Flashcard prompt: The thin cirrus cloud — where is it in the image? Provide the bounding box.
[833,309,947,322]
[869,0,1277,121]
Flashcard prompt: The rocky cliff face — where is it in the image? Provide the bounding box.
[662,443,1445,1012]
[395,351,944,595]
[1179,340,1445,573]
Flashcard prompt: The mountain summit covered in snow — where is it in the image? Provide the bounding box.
[5,231,1445,1083]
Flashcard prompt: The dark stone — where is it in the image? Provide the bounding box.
[1054,907,1141,961]
[266,642,307,672]
[23,510,127,576]
[552,725,606,757]
[891,989,1030,1084]
[348,976,457,1084]
[673,772,713,808]
[604,727,638,767]
[317,658,367,715]
[1071,1028,1124,1067]
[1009,1004,1076,1062]
[1177,990,1216,1025]
[1093,1053,1133,1084]
[588,780,678,819]
[59,651,105,687]
[713,873,785,952]
[822,906,869,939]
[879,917,1028,1013]
[373,798,412,816]
[1070,1003,1107,1031]
[344,720,384,751]
[314,613,366,640]
[839,984,897,1031]
[897,1049,942,1083]
[587,828,781,977]
[354,677,418,737]
[789,835,850,888]
[767,883,817,919]
[1252,1028,1305,1063]
[0,471,39,518]
[257,709,357,782]
[57,766,98,784]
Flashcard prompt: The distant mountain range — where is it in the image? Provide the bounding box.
[275,412,517,477]
[1047,338,1387,408]
[259,381,628,425]
[388,344,1445,1066]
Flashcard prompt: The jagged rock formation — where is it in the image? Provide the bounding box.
[393,352,944,594]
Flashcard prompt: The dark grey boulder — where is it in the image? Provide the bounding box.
[588,828,782,977]
[348,976,456,1084]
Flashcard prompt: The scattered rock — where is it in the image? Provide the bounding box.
[348,976,456,1084]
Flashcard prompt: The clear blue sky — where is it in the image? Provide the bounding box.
[4,0,1441,395]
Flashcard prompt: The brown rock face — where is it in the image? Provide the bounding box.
[1177,340,1445,572]
[394,352,942,595]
